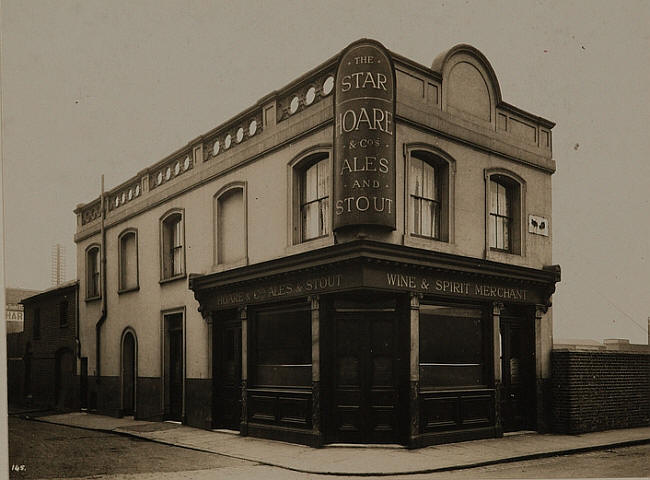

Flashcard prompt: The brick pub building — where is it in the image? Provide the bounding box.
[74,39,560,447]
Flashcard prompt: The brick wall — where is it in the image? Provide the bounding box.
[20,282,79,410]
[552,349,650,433]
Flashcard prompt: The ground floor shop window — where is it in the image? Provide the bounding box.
[419,305,486,388]
[252,305,311,387]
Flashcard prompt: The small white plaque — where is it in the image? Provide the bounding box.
[528,214,549,236]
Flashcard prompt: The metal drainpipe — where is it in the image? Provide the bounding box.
[95,175,107,382]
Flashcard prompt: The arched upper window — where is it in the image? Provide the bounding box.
[291,151,330,244]
[485,170,525,256]
[160,210,185,281]
[406,148,453,243]
[86,244,101,300]
[118,229,139,292]
[215,184,247,267]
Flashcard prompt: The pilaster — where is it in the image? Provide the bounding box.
[239,306,248,435]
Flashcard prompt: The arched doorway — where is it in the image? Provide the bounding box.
[121,330,137,416]
[55,348,75,410]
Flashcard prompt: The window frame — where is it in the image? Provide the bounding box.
[85,244,101,301]
[418,302,491,390]
[250,302,312,389]
[404,145,455,246]
[159,209,186,283]
[59,300,69,328]
[484,169,526,257]
[213,182,248,271]
[33,307,41,340]
[288,146,333,249]
[118,228,140,293]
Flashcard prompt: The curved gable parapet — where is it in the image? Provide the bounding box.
[432,44,502,125]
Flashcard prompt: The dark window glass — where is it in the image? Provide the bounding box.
[253,308,311,387]
[33,308,41,340]
[300,157,329,241]
[489,178,512,251]
[419,305,485,388]
[410,156,441,239]
[87,247,100,298]
[59,301,68,327]
[162,213,184,279]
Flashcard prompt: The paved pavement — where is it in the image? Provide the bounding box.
[31,412,650,476]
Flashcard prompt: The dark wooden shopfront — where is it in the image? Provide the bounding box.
[189,240,559,447]
[213,309,242,430]
[325,296,408,444]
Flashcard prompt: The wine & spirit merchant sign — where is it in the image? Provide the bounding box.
[334,40,396,230]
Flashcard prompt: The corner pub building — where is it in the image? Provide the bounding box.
[74,39,560,448]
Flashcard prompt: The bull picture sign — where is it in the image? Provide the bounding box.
[334,40,396,230]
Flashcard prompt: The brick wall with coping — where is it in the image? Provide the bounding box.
[552,347,650,433]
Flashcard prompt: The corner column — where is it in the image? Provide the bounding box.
[492,302,503,436]
[534,305,549,433]
[309,295,322,446]
[409,293,420,447]
[239,306,248,435]
[205,312,214,429]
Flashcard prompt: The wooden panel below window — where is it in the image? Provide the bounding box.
[420,389,494,433]
[248,389,312,430]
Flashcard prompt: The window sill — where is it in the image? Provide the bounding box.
[211,257,248,273]
[487,248,525,264]
[85,295,101,303]
[286,234,334,256]
[419,386,493,393]
[159,274,186,285]
[403,233,452,252]
[118,286,140,295]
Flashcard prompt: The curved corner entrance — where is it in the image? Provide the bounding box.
[327,297,406,444]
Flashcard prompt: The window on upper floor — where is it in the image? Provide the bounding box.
[489,179,512,251]
[487,172,523,255]
[215,185,247,267]
[297,153,330,242]
[119,229,139,292]
[33,308,41,340]
[86,245,101,300]
[406,149,452,243]
[59,301,68,328]
[160,210,185,281]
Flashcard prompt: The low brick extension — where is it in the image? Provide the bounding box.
[552,346,650,434]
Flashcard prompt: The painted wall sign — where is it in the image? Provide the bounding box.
[5,305,23,323]
[384,273,530,302]
[333,40,396,230]
[202,262,544,310]
[211,272,355,308]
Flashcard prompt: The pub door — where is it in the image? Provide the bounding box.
[214,312,242,430]
[168,320,184,421]
[500,312,536,432]
[329,304,403,444]
[121,332,136,416]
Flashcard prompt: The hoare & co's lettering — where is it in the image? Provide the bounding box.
[340,71,388,92]
[340,156,389,175]
[214,274,343,306]
[335,196,393,215]
[336,107,392,136]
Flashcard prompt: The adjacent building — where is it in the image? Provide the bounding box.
[5,287,40,334]
[74,39,560,447]
[7,281,79,409]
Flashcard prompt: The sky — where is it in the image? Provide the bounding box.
[1,0,649,343]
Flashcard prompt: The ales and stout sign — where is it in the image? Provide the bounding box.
[334,40,396,230]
